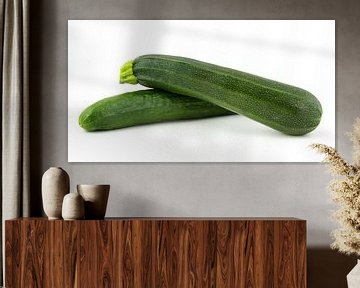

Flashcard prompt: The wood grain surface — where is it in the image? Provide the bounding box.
[5,218,306,287]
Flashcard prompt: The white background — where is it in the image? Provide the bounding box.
[68,20,335,162]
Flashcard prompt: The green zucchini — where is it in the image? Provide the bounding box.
[120,55,322,136]
[79,89,234,131]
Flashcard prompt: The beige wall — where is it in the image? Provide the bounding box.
[29,1,360,286]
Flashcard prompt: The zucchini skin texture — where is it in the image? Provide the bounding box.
[120,55,322,136]
[79,89,234,131]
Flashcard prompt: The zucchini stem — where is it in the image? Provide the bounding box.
[120,60,138,84]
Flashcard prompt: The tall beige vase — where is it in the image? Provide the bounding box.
[347,260,360,288]
[42,167,70,219]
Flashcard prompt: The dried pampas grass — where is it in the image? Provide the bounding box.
[350,118,360,166]
[312,118,360,256]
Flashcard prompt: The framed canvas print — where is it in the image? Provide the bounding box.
[68,20,335,162]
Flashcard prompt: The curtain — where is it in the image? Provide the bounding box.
[0,0,30,284]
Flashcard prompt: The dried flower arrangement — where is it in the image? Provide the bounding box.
[311,118,360,256]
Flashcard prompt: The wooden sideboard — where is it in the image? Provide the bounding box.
[5,218,306,287]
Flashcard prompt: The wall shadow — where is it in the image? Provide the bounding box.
[29,0,45,216]
[308,248,357,287]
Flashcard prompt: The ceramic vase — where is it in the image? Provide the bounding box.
[42,167,70,219]
[347,259,360,288]
[77,184,110,219]
[62,192,85,220]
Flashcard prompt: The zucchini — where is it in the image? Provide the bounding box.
[79,89,234,131]
[120,55,322,136]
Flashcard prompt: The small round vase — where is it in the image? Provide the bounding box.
[77,184,110,219]
[42,167,70,219]
[62,192,85,220]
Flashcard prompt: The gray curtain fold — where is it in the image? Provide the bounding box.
[0,0,30,284]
